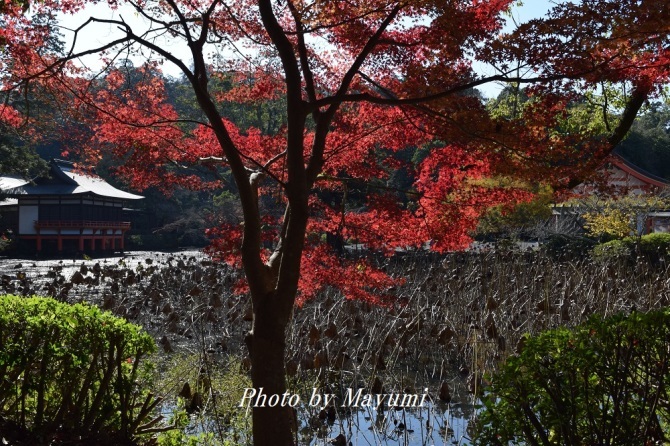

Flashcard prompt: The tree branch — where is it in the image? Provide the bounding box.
[287,0,318,107]
[306,4,401,187]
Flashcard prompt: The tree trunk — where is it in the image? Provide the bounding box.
[248,295,296,446]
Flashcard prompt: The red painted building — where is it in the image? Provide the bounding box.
[0,159,143,254]
[574,154,669,197]
[553,154,670,235]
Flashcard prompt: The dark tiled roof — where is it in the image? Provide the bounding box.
[0,159,143,200]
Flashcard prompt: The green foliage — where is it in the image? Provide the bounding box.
[487,86,618,138]
[0,137,47,180]
[165,73,287,135]
[476,184,554,240]
[475,309,670,446]
[591,238,634,261]
[154,354,251,446]
[0,295,160,443]
[591,233,670,262]
[558,86,628,137]
[212,190,242,224]
[639,232,670,257]
[541,234,596,259]
[617,104,670,181]
[487,85,529,120]
[157,417,221,446]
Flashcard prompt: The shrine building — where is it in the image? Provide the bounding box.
[0,159,143,254]
[553,153,669,235]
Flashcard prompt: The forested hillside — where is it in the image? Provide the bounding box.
[616,104,670,180]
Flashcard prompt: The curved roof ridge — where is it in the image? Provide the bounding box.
[0,159,143,200]
[51,158,143,200]
[609,153,669,188]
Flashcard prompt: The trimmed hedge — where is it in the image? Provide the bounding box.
[639,232,670,257]
[0,295,160,445]
[475,309,670,445]
[591,238,633,261]
[592,232,670,262]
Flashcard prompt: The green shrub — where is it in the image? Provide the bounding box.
[475,310,670,446]
[154,354,252,446]
[0,295,161,444]
[591,233,670,262]
[591,238,634,261]
[542,234,596,259]
[639,232,670,258]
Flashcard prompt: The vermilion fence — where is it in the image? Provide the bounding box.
[34,220,131,229]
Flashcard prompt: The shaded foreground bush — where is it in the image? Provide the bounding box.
[152,353,252,446]
[592,232,670,262]
[475,309,670,446]
[0,295,161,445]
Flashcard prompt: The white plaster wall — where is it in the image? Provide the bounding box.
[18,206,38,235]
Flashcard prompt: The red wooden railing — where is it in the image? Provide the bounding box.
[34,220,131,229]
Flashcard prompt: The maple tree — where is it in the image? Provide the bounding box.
[2,0,670,444]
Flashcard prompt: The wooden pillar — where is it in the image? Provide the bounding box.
[36,236,42,252]
[78,237,84,251]
[57,236,63,252]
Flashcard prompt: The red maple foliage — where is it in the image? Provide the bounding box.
[0,104,22,127]
[2,1,670,444]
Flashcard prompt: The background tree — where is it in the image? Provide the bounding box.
[0,10,65,178]
[0,127,47,178]
[617,103,670,180]
[582,195,670,240]
[2,1,670,444]
[474,183,555,242]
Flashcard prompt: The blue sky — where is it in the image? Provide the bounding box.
[58,0,563,94]
[509,1,559,26]
[476,0,562,98]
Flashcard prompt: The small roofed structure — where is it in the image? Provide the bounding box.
[553,153,670,235]
[573,153,669,197]
[0,159,143,254]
